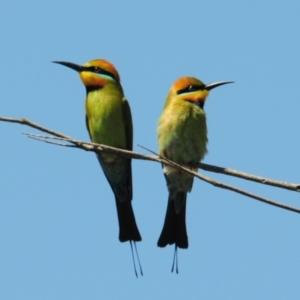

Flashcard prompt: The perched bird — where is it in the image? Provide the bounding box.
[53,59,142,275]
[157,77,232,272]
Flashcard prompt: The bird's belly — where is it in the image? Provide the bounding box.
[159,109,207,163]
[161,135,206,164]
[158,109,207,194]
[92,121,125,144]
[88,114,127,162]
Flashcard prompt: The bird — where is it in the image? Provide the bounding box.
[157,76,233,273]
[53,59,142,276]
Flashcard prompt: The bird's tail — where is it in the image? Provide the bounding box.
[157,192,188,249]
[115,196,143,277]
[115,196,142,242]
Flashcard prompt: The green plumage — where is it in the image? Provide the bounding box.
[158,103,207,246]
[85,82,141,242]
[157,77,209,249]
[53,59,141,243]
[85,84,127,150]
[158,98,208,164]
[157,77,232,251]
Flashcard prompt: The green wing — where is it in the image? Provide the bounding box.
[122,97,133,200]
[122,97,133,151]
[85,114,92,141]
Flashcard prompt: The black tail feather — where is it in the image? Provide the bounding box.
[157,192,188,249]
[115,196,142,242]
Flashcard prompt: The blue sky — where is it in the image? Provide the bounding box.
[1,1,300,299]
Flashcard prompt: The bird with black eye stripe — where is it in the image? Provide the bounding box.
[53,59,142,277]
[157,76,233,273]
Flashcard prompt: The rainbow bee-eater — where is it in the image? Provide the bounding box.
[53,59,142,276]
[157,77,233,272]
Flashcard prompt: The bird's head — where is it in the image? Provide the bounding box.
[171,77,233,109]
[53,59,120,88]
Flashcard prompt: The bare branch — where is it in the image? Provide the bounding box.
[22,132,158,161]
[0,117,71,139]
[24,133,76,147]
[21,133,300,214]
[1,116,300,214]
[168,162,300,213]
[199,162,300,192]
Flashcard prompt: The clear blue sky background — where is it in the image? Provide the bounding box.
[1,1,300,299]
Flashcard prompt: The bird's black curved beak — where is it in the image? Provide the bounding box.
[205,81,234,91]
[52,61,83,72]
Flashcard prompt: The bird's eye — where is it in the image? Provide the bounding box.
[86,66,116,81]
[177,84,203,95]
[186,85,201,92]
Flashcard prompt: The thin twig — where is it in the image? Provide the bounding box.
[137,145,300,213]
[24,133,76,147]
[23,132,158,161]
[167,162,300,213]
[199,162,300,192]
[1,116,300,214]
[3,116,299,192]
[1,117,71,139]
[22,134,300,214]
[3,116,298,191]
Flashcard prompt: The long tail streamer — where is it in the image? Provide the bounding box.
[171,245,179,274]
[130,241,143,277]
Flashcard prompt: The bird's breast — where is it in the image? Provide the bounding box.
[158,102,208,164]
[85,89,127,150]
